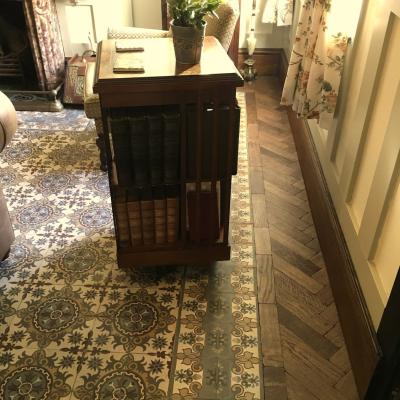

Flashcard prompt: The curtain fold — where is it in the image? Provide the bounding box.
[281,0,349,129]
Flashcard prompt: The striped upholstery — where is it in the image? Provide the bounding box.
[108,27,171,40]
[107,0,239,51]
[204,0,240,51]
[83,61,101,119]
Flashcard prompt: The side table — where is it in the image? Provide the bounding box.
[94,36,243,267]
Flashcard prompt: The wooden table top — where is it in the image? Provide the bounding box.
[94,36,243,93]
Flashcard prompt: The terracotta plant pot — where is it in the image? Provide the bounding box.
[171,21,206,65]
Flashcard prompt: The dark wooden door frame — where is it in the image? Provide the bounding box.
[161,0,169,30]
[160,0,241,66]
[366,268,400,400]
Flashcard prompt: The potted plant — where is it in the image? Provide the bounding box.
[168,0,222,64]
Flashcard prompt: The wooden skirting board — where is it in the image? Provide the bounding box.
[238,48,282,76]
[286,108,381,398]
[241,44,382,397]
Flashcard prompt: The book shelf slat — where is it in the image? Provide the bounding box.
[179,103,187,246]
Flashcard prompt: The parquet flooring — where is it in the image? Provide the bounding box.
[244,77,360,400]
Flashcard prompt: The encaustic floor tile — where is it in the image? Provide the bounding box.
[1,284,102,353]
[108,264,185,290]
[0,348,78,400]
[27,237,116,287]
[72,351,171,400]
[90,286,180,354]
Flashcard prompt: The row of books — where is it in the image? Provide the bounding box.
[113,184,221,247]
[109,104,240,187]
[110,107,180,187]
[113,187,179,247]
[186,104,241,179]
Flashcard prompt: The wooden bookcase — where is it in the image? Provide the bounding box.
[94,37,243,267]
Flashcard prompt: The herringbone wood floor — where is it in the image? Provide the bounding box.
[245,77,360,400]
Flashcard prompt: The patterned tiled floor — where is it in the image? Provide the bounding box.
[0,94,262,399]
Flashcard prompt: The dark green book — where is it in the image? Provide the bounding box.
[217,105,241,176]
[186,105,212,179]
[129,116,149,186]
[147,114,163,185]
[110,117,132,185]
[163,112,180,184]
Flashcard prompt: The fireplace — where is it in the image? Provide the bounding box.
[0,2,37,90]
[0,0,65,111]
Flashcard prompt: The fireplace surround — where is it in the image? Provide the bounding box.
[0,0,65,111]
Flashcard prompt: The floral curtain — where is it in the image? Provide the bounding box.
[262,0,293,26]
[281,0,349,129]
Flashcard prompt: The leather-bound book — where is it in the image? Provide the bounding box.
[148,114,163,185]
[126,188,142,246]
[110,117,132,185]
[163,112,180,184]
[186,104,241,179]
[140,189,154,245]
[153,187,166,244]
[187,190,219,241]
[186,105,213,180]
[130,116,149,186]
[113,54,144,72]
[166,186,179,243]
[114,188,130,247]
[218,104,241,176]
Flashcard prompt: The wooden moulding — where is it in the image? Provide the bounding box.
[238,48,282,77]
[286,108,381,398]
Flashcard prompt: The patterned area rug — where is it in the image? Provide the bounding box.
[0,93,262,400]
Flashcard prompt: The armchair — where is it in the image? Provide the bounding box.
[84,0,239,171]
[0,91,16,262]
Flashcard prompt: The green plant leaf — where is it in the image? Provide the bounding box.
[168,0,222,27]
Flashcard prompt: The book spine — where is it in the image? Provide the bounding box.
[126,201,142,246]
[166,197,179,243]
[187,190,219,241]
[218,105,241,176]
[130,116,149,186]
[202,107,213,179]
[114,189,130,247]
[163,113,180,184]
[186,106,196,179]
[140,199,155,245]
[232,105,241,175]
[110,118,132,185]
[154,198,166,244]
[148,115,163,185]
[186,106,216,180]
